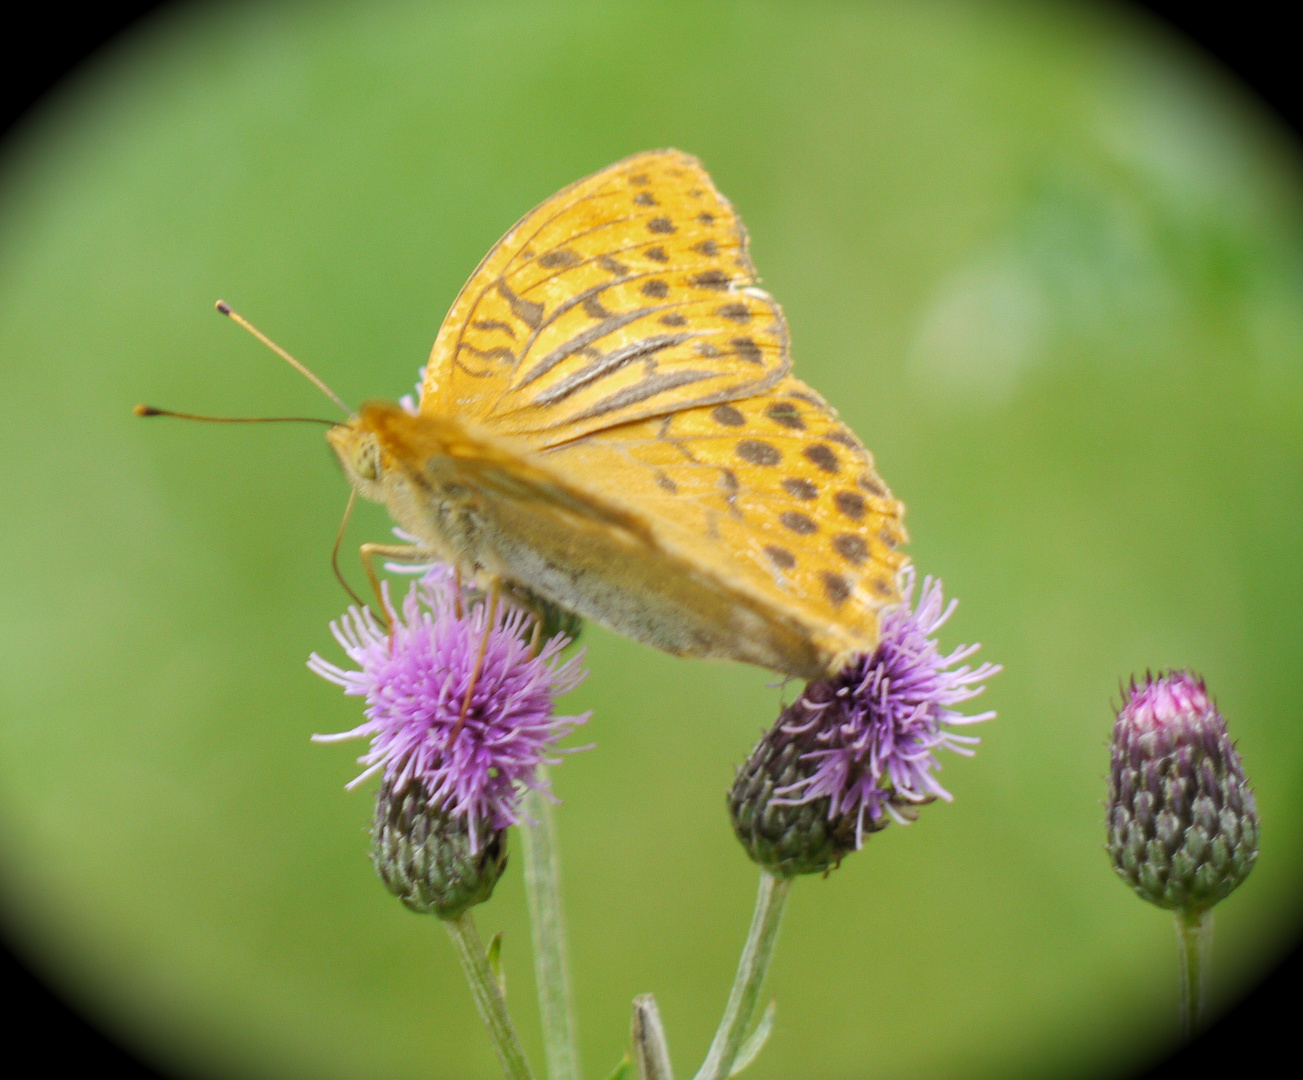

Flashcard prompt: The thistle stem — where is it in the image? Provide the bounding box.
[692,870,791,1080]
[1175,906,1213,1040]
[522,772,582,1080]
[445,911,536,1080]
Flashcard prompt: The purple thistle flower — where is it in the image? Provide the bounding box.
[780,568,998,844]
[730,567,998,874]
[309,567,589,847]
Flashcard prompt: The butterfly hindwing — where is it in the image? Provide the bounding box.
[540,377,908,660]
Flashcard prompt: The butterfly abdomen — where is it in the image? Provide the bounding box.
[355,401,854,677]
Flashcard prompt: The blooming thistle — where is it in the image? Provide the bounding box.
[730,568,998,876]
[1106,670,1258,912]
[309,567,588,914]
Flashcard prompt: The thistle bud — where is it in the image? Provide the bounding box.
[371,777,509,918]
[729,690,877,877]
[1107,671,1258,911]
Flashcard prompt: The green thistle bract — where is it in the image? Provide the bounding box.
[371,776,509,918]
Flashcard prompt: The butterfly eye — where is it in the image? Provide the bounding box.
[352,437,381,481]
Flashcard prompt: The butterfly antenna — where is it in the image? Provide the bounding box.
[215,300,351,415]
[133,404,339,425]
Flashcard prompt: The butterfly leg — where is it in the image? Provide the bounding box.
[499,581,583,657]
[450,575,500,745]
[358,542,440,628]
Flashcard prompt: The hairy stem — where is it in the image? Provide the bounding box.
[522,773,582,1080]
[1176,906,1213,1040]
[692,871,791,1080]
[445,911,536,1080]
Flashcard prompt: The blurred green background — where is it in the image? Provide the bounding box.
[2,1,1300,1077]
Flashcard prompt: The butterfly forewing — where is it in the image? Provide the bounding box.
[423,150,791,445]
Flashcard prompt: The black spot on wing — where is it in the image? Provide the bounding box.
[472,319,517,338]
[582,295,613,320]
[834,491,866,521]
[736,440,781,466]
[822,571,851,604]
[691,270,730,291]
[832,534,868,564]
[495,278,543,328]
[460,343,516,366]
[538,249,581,269]
[731,337,763,364]
[804,444,840,474]
[765,402,804,429]
[782,477,817,500]
[715,303,751,324]
[780,511,818,535]
[858,473,886,496]
[764,545,796,569]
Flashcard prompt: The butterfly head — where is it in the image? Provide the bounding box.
[326,402,491,567]
[326,401,466,526]
[326,417,388,501]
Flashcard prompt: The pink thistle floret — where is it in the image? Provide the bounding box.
[309,568,589,845]
[1116,670,1211,734]
[776,566,999,845]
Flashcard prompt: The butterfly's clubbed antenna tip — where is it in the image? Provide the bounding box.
[211,298,351,415]
[134,403,162,416]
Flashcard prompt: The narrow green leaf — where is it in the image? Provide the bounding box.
[728,1000,776,1077]
[604,1054,632,1080]
[486,931,506,998]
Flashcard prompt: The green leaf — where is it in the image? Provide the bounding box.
[729,1000,776,1077]
[486,931,506,998]
[603,1054,632,1080]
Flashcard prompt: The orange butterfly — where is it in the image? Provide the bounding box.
[328,150,907,679]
